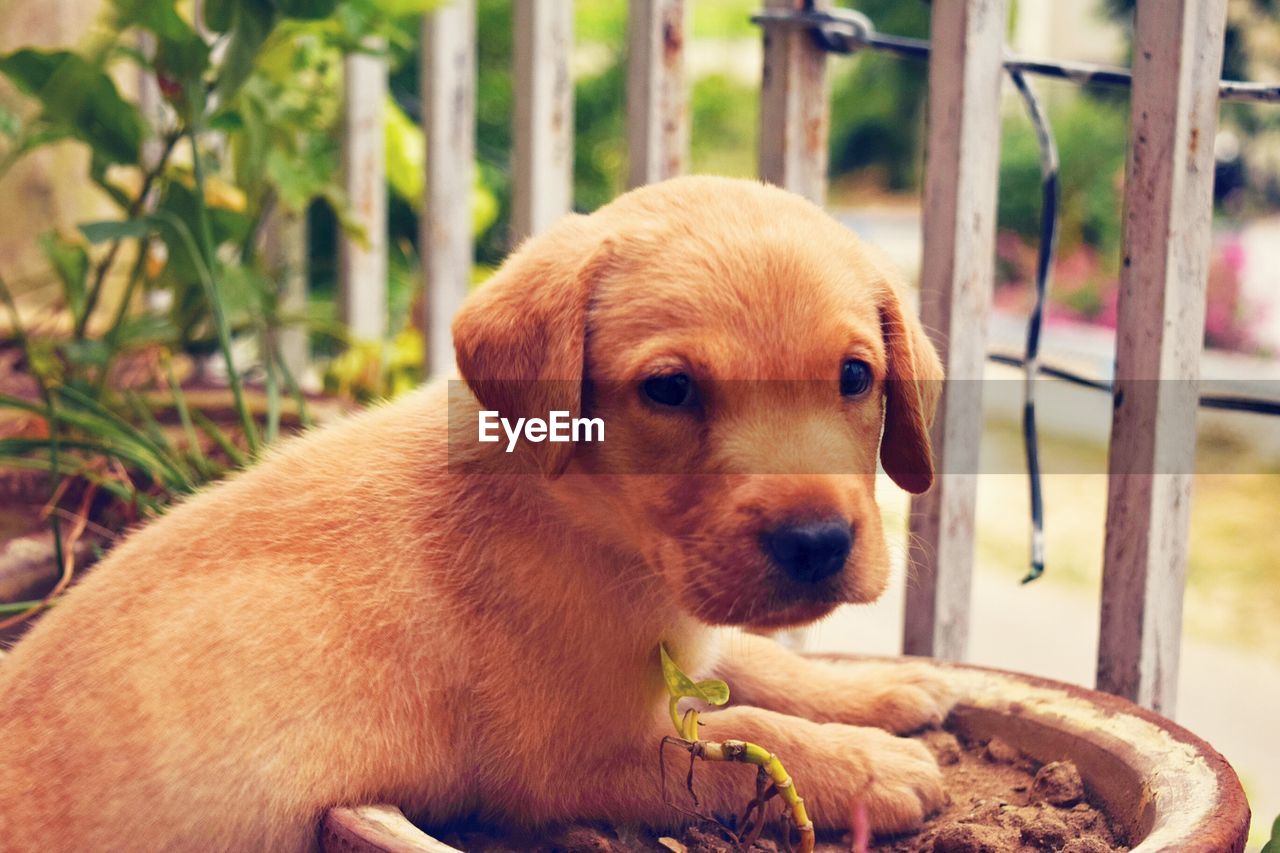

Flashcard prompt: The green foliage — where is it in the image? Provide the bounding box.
[382,95,498,234]
[0,49,144,167]
[1263,813,1280,853]
[660,643,730,740]
[39,234,90,330]
[689,74,758,178]
[274,0,341,20]
[572,59,627,216]
[0,0,419,623]
[828,1,931,190]
[999,94,1128,254]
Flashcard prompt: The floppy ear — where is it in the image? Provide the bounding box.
[452,215,611,478]
[878,279,944,494]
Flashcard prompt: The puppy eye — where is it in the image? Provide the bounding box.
[642,373,697,408]
[840,359,874,397]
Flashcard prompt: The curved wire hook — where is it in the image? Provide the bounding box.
[1007,67,1060,584]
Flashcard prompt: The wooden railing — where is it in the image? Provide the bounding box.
[316,0,1232,716]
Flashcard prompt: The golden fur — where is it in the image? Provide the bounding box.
[0,177,950,851]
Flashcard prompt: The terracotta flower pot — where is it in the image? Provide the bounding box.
[319,658,1250,853]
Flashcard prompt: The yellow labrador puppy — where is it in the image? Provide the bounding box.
[0,177,951,851]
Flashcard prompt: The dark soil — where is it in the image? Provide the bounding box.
[425,725,1127,853]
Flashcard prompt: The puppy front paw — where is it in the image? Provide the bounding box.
[812,725,947,836]
[861,729,948,834]
[857,661,958,734]
[813,660,958,734]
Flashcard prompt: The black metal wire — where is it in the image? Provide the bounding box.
[987,353,1280,417]
[752,8,1280,103]
[1007,69,1058,584]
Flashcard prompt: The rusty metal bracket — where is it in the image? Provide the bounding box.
[751,7,876,56]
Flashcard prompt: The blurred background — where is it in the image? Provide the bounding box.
[0,0,1276,847]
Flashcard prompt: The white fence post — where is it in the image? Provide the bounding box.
[338,40,388,342]
[758,0,829,202]
[626,0,689,188]
[1096,0,1228,715]
[512,0,574,242]
[902,0,1007,661]
[421,0,476,376]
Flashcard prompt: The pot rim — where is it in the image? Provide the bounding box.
[321,655,1250,853]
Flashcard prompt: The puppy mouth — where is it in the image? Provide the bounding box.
[681,567,849,628]
[740,594,843,630]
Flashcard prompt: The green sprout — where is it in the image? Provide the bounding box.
[658,644,815,853]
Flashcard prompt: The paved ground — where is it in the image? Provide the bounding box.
[796,558,1280,850]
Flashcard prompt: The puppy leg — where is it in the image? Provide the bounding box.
[558,706,944,837]
[714,633,957,734]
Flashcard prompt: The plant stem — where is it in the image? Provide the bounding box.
[263,327,281,445]
[184,124,259,457]
[676,736,815,853]
[166,358,213,480]
[0,597,61,615]
[92,235,151,397]
[275,344,312,428]
[76,130,181,339]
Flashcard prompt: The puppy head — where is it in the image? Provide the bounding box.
[453,177,942,629]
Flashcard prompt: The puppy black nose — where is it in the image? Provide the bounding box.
[762,520,853,583]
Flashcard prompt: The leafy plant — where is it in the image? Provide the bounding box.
[1262,812,1280,853]
[658,644,816,853]
[0,0,428,625]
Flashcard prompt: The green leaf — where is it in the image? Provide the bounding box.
[153,182,249,284]
[343,0,440,22]
[154,31,213,93]
[109,0,199,42]
[1261,813,1280,853]
[78,218,156,244]
[385,95,424,207]
[207,110,246,134]
[204,0,236,32]
[377,0,442,14]
[694,679,730,706]
[659,644,730,706]
[216,0,279,103]
[60,338,111,369]
[265,142,333,211]
[216,264,272,327]
[273,0,339,20]
[110,312,178,349]
[191,410,247,467]
[108,0,210,93]
[38,233,89,326]
[659,644,730,738]
[0,49,143,164]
